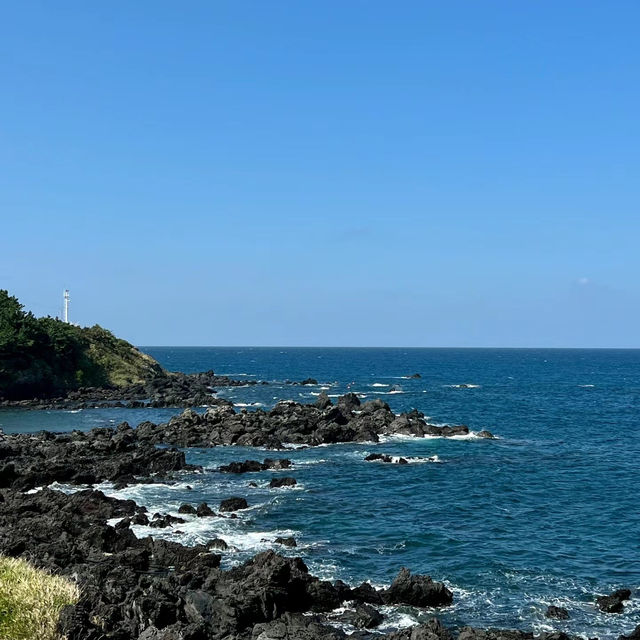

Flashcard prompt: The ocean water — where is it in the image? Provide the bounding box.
[2,348,639,637]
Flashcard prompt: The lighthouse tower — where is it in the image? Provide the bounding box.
[63,290,70,324]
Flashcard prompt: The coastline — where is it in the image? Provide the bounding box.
[1,389,637,639]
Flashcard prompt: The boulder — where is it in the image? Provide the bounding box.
[269,477,297,489]
[274,537,297,548]
[338,603,384,629]
[596,588,631,613]
[384,568,453,607]
[545,605,570,619]
[196,502,215,517]
[219,497,248,512]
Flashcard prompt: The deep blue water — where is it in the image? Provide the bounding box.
[2,348,639,637]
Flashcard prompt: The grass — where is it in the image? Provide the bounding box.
[0,556,79,640]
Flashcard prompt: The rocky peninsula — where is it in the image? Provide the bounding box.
[134,392,494,449]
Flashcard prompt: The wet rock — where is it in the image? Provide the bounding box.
[619,625,640,640]
[178,503,197,515]
[219,458,292,473]
[596,588,631,613]
[131,512,150,525]
[365,453,391,462]
[219,497,248,512]
[220,459,265,473]
[337,392,361,413]
[263,458,292,470]
[386,617,453,640]
[269,477,297,488]
[338,603,384,629]
[350,581,384,605]
[365,453,411,464]
[439,425,469,437]
[274,537,297,548]
[477,431,495,439]
[384,568,453,607]
[545,605,570,619]
[150,513,186,528]
[314,392,332,410]
[196,502,215,517]
[206,538,228,551]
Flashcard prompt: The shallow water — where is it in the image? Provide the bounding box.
[3,348,640,637]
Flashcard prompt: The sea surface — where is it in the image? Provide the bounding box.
[2,348,639,637]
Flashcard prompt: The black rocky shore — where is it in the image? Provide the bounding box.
[0,395,637,639]
[134,392,495,449]
[0,370,263,410]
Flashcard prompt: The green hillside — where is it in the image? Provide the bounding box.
[0,290,165,400]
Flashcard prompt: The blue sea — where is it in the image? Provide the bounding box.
[2,348,639,637]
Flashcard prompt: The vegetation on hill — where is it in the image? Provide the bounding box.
[0,290,164,400]
[0,555,79,640]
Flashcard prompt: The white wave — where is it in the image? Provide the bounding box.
[234,402,264,408]
[280,442,309,450]
[445,383,481,389]
[47,481,79,494]
[579,384,595,387]
[425,431,490,441]
[25,486,44,494]
[376,607,418,632]
[371,383,389,388]
[379,431,491,442]
[129,514,299,553]
[295,458,327,466]
[367,455,442,464]
[404,455,442,463]
[368,390,405,395]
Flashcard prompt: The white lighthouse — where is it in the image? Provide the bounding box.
[63,289,70,323]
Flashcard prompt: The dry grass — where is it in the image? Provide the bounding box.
[0,556,79,640]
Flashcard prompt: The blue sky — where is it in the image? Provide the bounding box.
[1,1,639,347]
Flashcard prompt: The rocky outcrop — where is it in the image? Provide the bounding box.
[275,537,297,548]
[220,497,249,512]
[365,453,438,464]
[385,618,452,640]
[336,603,384,629]
[596,588,632,613]
[383,568,453,608]
[134,396,494,449]
[2,370,261,410]
[0,481,626,640]
[0,481,460,640]
[0,422,195,491]
[270,477,297,488]
[219,458,292,473]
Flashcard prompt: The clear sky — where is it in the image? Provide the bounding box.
[1,1,639,347]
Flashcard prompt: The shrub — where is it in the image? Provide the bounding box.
[0,556,79,640]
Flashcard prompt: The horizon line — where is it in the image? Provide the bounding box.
[137,345,640,350]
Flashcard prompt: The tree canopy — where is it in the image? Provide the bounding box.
[0,291,163,400]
